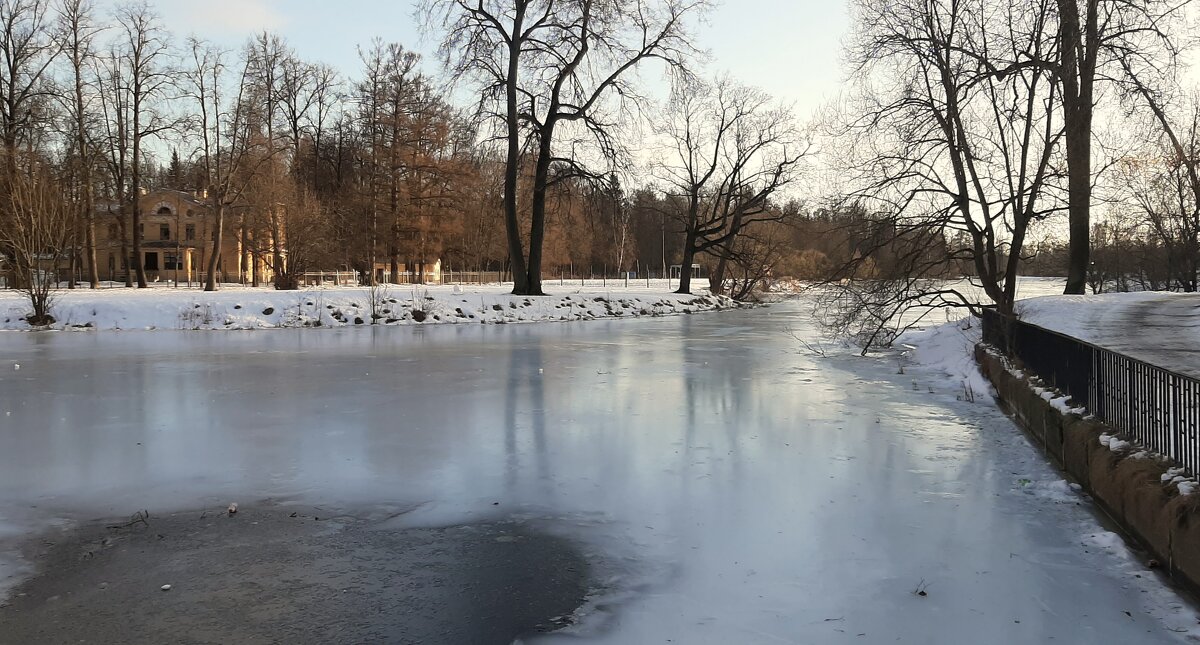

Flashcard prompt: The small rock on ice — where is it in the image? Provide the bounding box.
[227,502,238,514]
[160,584,172,591]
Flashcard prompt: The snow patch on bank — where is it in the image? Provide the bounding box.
[1016,291,1200,343]
[1017,291,1200,379]
[0,283,738,332]
[897,317,993,401]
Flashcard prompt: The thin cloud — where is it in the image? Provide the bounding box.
[156,0,286,35]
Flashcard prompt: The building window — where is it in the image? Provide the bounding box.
[160,224,170,240]
[157,206,172,216]
[107,223,119,239]
[144,252,159,271]
[186,224,195,241]
[165,253,181,270]
[138,224,144,240]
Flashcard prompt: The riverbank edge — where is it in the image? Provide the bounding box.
[0,289,745,332]
[975,343,1200,597]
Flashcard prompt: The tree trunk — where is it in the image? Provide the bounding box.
[503,6,529,295]
[1063,116,1092,294]
[131,147,147,288]
[677,229,698,294]
[205,201,224,291]
[120,213,132,287]
[711,254,729,296]
[84,212,98,288]
[67,232,77,289]
[75,43,99,289]
[523,127,554,296]
[1058,0,1097,295]
[271,208,285,288]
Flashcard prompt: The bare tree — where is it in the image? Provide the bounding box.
[0,0,57,163]
[426,0,708,295]
[186,40,273,291]
[722,217,793,301]
[827,0,1065,350]
[304,62,340,191]
[0,0,59,287]
[1113,101,1200,290]
[114,2,175,288]
[656,75,806,295]
[93,45,131,285]
[274,182,329,288]
[56,0,103,288]
[1050,0,1187,294]
[0,159,72,324]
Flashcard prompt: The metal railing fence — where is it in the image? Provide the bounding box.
[982,308,1200,473]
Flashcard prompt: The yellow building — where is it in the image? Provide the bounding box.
[98,189,276,285]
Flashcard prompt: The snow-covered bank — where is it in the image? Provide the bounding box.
[1017,291,1200,377]
[0,282,738,331]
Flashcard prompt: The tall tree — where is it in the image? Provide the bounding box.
[0,0,58,288]
[828,0,1064,348]
[57,0,103,288]
[657,76,805,295]
[1051,0,1186,294]
[427,0,708,295]
[0,0,57,165]
[186,39,272,291]
[245,31,288,286]
[1119,67,1200,292]
[1055,0,1098,294]
[114,1,174,288]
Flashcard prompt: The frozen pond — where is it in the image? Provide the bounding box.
[0,300,1195,643]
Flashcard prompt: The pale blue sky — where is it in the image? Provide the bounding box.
[95,0,849,118]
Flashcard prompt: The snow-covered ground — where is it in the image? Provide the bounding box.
[1017,291,1200,377]
[0,281,735,331]
[1,296,1197,643]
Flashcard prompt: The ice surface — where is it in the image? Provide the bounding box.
[0,299,1196,643]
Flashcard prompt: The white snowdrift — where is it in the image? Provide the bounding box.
[1016,291,1200,378]
[0,283,738,332]
[1016,291,1199,343]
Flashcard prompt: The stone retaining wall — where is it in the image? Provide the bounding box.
[975,343,1200,594]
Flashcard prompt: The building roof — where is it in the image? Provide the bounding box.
[149,189,207,208]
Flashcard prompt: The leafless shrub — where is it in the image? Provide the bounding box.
[0,162,74,326]
[368,282,393,324]
[179,302,215,329]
